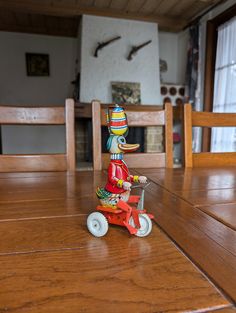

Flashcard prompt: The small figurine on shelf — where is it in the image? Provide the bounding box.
[87,104,154,238]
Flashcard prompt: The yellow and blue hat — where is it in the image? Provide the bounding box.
[107,104,128,136]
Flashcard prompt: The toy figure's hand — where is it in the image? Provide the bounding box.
[123,181,132,191]
[138,176,147,184]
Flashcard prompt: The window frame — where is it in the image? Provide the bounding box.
[202,3,236,151]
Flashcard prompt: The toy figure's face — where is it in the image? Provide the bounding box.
[107,135,139,153]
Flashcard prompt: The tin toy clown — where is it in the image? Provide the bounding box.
[96,104,147,207]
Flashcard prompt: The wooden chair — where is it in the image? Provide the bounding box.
[184,103,236,167]
[0,99,75,172]
[92,100,173,170]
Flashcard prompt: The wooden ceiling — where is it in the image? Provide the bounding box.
[0,0,227,36]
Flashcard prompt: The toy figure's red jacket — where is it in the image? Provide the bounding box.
[105,160,134,194]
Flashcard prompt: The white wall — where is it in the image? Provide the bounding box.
[159,32,178,84]
[177,31,188,84]
[159,30,188,85]
[0,32,77,105]
[0,32,77,153]
[80,15,161,104]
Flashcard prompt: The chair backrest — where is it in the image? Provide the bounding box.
[184,103,236,167]
[92,100,173,170]
[0,99,75,172]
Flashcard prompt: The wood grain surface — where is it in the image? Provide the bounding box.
[137,168,236,208]
[138,180,236,303]
[176,188,236,206]
[192,111,236,127]
[0,216,229,313]
[0,216,88,254]
[0,171,104,202]
[0,170,234,312]
[193,152,236,167]
[0,100,76,172]
[210,308,236,312]
[0,0,223,32]
[137,167,236,192]
[183,103,236,167]
[0,106,65,124]
[0,197,93,220]
[198,203,236,231]
[0,154,68,172]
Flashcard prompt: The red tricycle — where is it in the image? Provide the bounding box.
[87,183,154,237]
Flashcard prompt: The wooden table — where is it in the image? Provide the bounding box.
[0,170,235,313]
[136,167,236,304]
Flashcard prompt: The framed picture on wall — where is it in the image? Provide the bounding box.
[111,82,141,104]
[25,53,50,76]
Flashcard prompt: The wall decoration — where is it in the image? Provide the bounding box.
[160,84,185,106]
[111,82,141,104]
[160,84,185,164]
[179,87,185,96]
[160,86,167,95]
[26,53,50,76]
[169,86,177,96]
[159,59,168,72]
[94,36,121,57]
[163,97,171,104]
[159,59,168,82]
[127,40,152,61]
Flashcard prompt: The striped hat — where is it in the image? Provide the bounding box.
[109,105,128,135]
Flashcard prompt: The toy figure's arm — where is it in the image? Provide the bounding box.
[130,175,147,184]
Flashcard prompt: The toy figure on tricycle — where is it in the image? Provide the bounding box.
[87,104,154,238]
[87,183,153,237]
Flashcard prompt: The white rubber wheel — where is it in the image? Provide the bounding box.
[129,213,152,237]
[87,212,108,237]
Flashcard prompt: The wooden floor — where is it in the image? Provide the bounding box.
[0,170,235,312]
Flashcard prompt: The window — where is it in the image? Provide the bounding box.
[211,17,236,152]
[203,3,236,151]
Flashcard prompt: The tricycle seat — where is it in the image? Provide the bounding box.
[96,205,122,214]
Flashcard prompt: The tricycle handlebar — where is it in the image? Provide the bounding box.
[131,182,151,190]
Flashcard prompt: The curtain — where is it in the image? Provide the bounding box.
[186,23,202,152]
[211,17,236,152]
[186,24,199,107]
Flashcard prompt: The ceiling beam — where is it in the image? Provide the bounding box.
[0,22,78,37]
[0,0,187,31]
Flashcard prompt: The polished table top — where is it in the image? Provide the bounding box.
[0,169,235,312]
[136,167,236,303]
[137,167,236,230]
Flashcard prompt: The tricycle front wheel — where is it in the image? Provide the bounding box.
[129,213,152,237]
[87,212,108,237]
